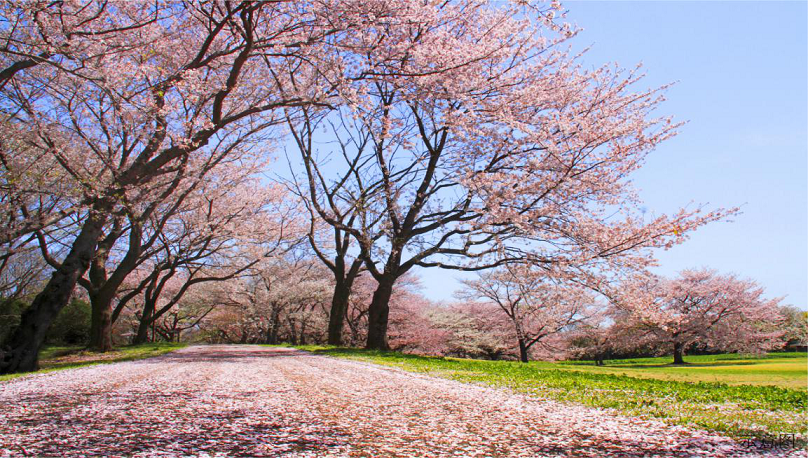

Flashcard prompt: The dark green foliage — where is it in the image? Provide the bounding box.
[0,299,27,343]
[45,299,91,345]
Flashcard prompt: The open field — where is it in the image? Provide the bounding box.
[295,346,808,443]
[0,343,187,383]
[562,352,808,390]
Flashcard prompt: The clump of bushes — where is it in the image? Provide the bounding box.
[0,297,91,346]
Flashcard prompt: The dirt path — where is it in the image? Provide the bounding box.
[0,345,799,457]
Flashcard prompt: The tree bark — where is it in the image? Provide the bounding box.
[0,209,108,374]
[518,337,529,363]
[133,300,154,345]
[288,317,298,345]
[673,341,685,365]
[366,278,394,350]
[327,279,351,345]
[267,308,281,344]
[86,222,142,352]
[88,293,114,352]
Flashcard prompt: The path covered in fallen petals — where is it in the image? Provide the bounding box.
[0,345,801,457]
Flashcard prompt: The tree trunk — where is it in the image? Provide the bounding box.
[518,337,529,363]
[133,300,154,345]
[673,342,685,365]
[87,222,142,352]
[133,320,149,345]
[327,280,350,345]
[288,318,297,345]
[268,323,275,345]
[0,210,108,374]
[88,293,114,352]
[366,278,394,350]
[268,309,281,344]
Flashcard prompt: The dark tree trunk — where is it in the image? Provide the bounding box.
[673,342,685,365]
[133,300,154,345]
[86,222,142,352]
[366,278,394,350]
[288,318,298,345]
[267,309,281,344]
[327,279,351,346]
[518,337,529,363]
[268,323,275,345]
[88,293,114,352]
[133,321,149,345]
[87,234,115,353]
[326,254,361,346]
[0,210,108,374]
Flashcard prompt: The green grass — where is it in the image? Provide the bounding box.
[0,342,187,382]
[295,346,808,443]
[561,352,808,390]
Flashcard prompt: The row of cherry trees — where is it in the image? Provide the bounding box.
[283,0,730,351]
[128,265,795,365]
[0,0,370,372]
[468,267,792,364]
[1,0,774,374]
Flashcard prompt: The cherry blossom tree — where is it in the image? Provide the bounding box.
[199,256,332,345]
[778,305,808,351]
[25,150,287,351]
[412,303,511,359]
[566,324,613,366]
[121,176,298,345]
[288,1,731,350]
[296,200,364,346]
[460,265,596,362]
[565,307,641,365]
[0,0,372,373]
[0,243,47,304]
[0,133,75,273]
[334,270,424,347]
[0,0,735,372]
[615,269,785,364]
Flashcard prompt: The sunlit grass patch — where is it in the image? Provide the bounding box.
[554,352,808,390]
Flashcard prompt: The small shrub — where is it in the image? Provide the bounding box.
[46,299,91,345]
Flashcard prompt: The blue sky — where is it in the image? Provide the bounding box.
[417,1,808,308]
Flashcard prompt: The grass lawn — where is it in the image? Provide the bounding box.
[295,346,808,444]
[561,352,808,390]
[0,342,187,382]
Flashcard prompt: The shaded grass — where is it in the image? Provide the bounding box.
[296,346,807,443]
[0,342,187,382]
